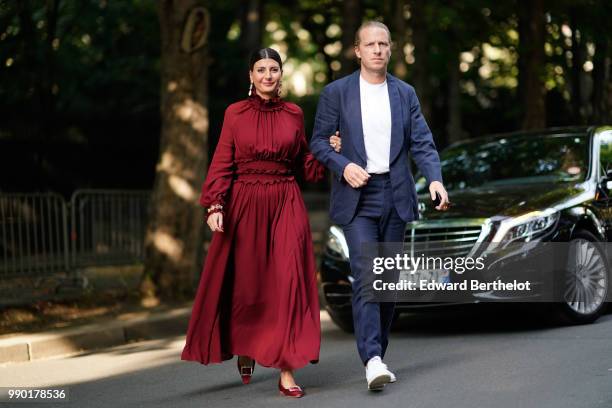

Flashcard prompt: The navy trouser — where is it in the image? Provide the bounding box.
[341,173,407,365]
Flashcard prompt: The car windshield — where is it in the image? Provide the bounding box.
[416,133,590,193]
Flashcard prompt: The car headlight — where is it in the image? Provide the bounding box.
[492,209,560,246]
[326,225,349,261]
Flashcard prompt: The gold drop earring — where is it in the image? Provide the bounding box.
[277,80,282,97]
[248,81,253,97]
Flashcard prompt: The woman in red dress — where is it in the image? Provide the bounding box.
[181,48,340,398]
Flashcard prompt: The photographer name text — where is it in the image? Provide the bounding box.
[373,279,532,291]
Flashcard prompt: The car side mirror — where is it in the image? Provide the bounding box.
[604,169,612,190]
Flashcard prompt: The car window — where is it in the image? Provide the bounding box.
[599,132,612,178]
[415,133,589,193]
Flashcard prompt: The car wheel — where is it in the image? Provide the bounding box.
[326,308,354,333]
[557,230,609,324]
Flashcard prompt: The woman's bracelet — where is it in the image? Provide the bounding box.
[207,204,223,213]
[206,204,224,221]
[207,208,223,216]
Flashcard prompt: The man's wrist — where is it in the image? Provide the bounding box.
[337,161,352,182]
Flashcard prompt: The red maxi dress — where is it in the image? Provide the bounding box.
[181,94,325,370]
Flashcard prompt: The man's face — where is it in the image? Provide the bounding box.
[354,26,391,73]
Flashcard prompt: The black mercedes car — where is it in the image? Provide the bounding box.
[320,126,612,331]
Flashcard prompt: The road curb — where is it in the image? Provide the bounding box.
[0,306,192,364]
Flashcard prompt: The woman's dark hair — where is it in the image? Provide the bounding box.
[249,48,283,71]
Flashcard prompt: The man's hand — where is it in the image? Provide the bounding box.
[429,181,450,211]
[329,131,341,152]
[207,212,224,232]
[343,163,370,188]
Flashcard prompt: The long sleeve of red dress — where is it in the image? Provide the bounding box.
[296,117,326,183]
[198,108,235,209]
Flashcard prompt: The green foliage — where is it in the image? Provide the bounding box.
[0,0,159,123]
[0,0,160,194]
[1,0,611,192]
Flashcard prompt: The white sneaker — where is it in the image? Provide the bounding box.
[365,356,392,391]
[380,360,397,383]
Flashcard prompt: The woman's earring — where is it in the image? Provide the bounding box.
[248,82,253,97]
[277,80,282,97]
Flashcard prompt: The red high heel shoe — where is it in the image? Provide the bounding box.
[237,357,255,384]
[278,379,305,398]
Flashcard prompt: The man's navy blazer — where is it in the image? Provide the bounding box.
[310,70,443,226]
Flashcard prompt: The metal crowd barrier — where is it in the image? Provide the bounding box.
[0,193,70,278]
[70,190,150,268]
[0,190,151,282]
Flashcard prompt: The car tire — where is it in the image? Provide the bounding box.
[556,229,609,325]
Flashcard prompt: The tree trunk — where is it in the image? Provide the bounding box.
[410,0,433,122]
[518,0,546,130]
[591,29,609,124]
[41,0,60,140]
[339,0,361,78]
[141,1,210,303]
[17,0,38,122]
[219,0,261,131]
[570,7,586,124]
[391,0,409,79]
[239,0,262,57]
[447,53,463,144]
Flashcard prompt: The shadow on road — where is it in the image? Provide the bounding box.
[391,303,612,336]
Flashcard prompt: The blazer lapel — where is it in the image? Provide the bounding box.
[388,76,404,164]
[346,71,368,164]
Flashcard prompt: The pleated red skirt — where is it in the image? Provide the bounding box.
[181,169,321,370]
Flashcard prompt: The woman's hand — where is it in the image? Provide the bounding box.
[207,212,224,232]
[329,131,341,152]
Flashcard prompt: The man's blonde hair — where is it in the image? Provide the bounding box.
[354,21,392,46]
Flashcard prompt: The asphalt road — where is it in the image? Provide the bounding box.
[1,305,611,408]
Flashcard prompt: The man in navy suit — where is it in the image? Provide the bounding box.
[310,21,449,391]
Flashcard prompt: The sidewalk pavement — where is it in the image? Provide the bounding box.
[0,303,194,365]
[0,304,335,365]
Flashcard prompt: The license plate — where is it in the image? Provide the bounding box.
[399,268,450,285]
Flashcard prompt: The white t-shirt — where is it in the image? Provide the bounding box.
[359,74,392,174]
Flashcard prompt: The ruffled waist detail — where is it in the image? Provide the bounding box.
[234,159,295,184]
